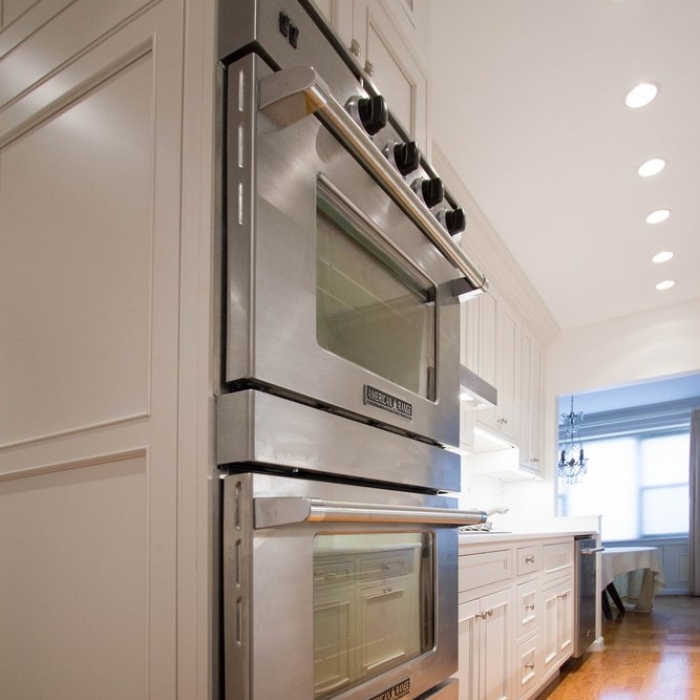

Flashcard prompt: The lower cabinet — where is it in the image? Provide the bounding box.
[457,588,512,700]
[541,577,574,678]
[457,536,578,700]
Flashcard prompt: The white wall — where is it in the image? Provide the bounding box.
[501,298,700,525]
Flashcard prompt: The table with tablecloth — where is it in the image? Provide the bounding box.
[600,546,665,613]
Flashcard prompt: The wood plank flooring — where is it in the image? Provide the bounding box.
[540,596,700,700]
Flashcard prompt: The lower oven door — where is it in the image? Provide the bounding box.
[222,472,485,700]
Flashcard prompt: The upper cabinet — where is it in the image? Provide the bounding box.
[461,286,520,446]
[315,0,431,155]
[460,285,547,480]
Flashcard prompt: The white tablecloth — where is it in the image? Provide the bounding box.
[600,546,665,612]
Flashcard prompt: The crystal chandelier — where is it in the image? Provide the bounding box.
[558,396,588,484]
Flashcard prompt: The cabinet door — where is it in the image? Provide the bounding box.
[351,1,430,153]
[494,301,520,441]
[480,588,512,700]
[456,599,482,700]
[358,579,417,675]
[473,290,519,443]
[456,590,512,700]
[519,325,544,475]
[314,588,358,695]
[541,577,573,676]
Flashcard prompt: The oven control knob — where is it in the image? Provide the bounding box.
[385,141,420,176]
[437,207,466,236]
[412,177,445,209]
[356,95,387,136]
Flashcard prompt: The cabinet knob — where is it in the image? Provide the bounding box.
[525,603,536,611]
[525,662,535,670]
[525,555,535,564]
[350,39,361,57]
[364,59,375,77]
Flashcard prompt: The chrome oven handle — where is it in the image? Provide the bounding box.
[257,66,488,300]
[581,546,606,555]
[254,496,488,529]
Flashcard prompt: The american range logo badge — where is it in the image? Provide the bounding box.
[368,678,411,700]
[363,385,413,421]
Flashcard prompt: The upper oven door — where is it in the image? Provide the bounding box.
[225,54,465,446]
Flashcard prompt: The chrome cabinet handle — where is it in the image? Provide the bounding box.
[254,497,487,529]
[525,603,535,611]
[525,555,535,564]
[256,66,487,298]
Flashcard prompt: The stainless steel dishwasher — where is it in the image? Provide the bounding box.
[573,536,604,657]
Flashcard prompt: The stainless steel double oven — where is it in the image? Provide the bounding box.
[216,2,488,700]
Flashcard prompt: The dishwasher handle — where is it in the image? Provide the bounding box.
[254,496,488,530]
[580,546,606,555]
[257,65,488,299]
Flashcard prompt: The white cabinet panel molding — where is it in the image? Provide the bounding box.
[0,454,149,700]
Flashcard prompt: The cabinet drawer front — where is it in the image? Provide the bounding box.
[359,549,413,581]
[314,557,356,586]
[543,542,573,580]
[516,546,541,577]
[516,638,539,699]
[459,549,513,592]
[515,581,539,640]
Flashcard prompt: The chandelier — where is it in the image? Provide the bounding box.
[558,396,588,484]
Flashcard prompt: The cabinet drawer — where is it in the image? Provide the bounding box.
[359,549,414,581]
[516,637,539,699]
[515,580,539,640]
[516,545,541,577]
[542,541,573,581]
[459,549,513,592]
[314,556,356,587]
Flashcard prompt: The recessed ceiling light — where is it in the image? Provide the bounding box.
[656,280,675,291]
[646,209,670,224]
[638,158,666,177]
[626,82,659,108]
[652,251,673,263]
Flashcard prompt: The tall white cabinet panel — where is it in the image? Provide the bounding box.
[0,1,185,698]
[0,53,153,443]
[0,456,148,700]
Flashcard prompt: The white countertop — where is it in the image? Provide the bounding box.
[458,530,597,546]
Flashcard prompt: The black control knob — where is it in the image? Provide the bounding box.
[392,141,420,176]
[357,95,387,136]
[413,177,444,208]
[441,207,466,236]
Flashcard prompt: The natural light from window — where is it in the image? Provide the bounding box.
[559,431,690,541]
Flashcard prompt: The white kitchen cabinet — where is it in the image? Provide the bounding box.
[461,287,520,447]
[457,588,513,700]
[541,577,574,678]
[0,0,215,697]
[457,535,578,700]
[519,324,544,476]
[319,0,430,154]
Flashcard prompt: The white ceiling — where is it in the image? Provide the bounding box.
[431,0,700,330]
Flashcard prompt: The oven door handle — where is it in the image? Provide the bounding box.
[258,66,487,300]
[254,496,487,529]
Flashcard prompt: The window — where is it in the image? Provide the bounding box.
[559,430,690,540]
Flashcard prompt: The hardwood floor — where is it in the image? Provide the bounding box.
[541,596,700,700]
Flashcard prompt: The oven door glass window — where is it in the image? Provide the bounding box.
[316,179,437,400]
[313,532,434,699]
